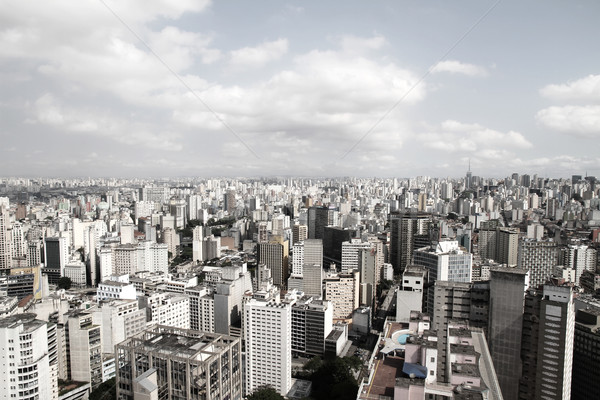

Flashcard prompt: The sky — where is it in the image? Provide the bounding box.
[1,0,599,179]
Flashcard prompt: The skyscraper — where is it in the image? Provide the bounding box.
[518,239,559,289]
[244,292,292,396]
[258,240,289,288]
[389,212,429,275]
[488,267,528,400]
[519,285,574,400]
[307,206,329,240]
[0,205,12,273]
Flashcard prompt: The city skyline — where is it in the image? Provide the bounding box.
[1,1,599,178]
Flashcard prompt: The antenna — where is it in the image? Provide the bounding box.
[468,158,471,172]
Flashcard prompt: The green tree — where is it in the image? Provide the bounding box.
[90,377,116,400]
[57,277,72,290]
[247,386,284,400]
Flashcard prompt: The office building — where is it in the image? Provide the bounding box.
[244,291,292,396]
[341,239,372,273]
[519,285,574,400]
[290,295,333,357]
[572,305,600,399]
[43,236,68,284]
[389,212,430,274]
[413,240,472,313]
[258,240,289,288]
[307,206,329,240]
[488,267,528,400]
[116,326,242,400]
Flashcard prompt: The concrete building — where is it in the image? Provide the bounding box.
[497,227,519,266]
[116,326,242,400]
[518,239,559,289]
[389,212,430,274]
[91,299,146,355]
[323,270,360,320]
[413,240,472,313]
[64,309,103,389]
[244,290,292,396]
[561,244,597,285]
[291,239,323,275]
[141,292,190,329]
[97,276,137,301]
[341,239,372,273]
[257,240,289,289]
[396,265,426,322]
[0,205,12,273]
[0,313,58,400]
[289,295,333,357]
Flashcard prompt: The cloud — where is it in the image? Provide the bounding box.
[229,38,289,68]
[540,74,600,102]
[420,120,532,156]
[430,60,488,77]
[33,94,183,151]
[536,105,600,138]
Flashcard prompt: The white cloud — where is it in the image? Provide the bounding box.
[33,94,183,151]
[540,74,600,102]
[420,120,532,157]
[430,60,488,77]
[229,38,288,68]
[536,105,600,137]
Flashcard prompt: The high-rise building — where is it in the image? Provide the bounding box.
[116,326,242,400]
[0,205,12,273]
[497,227,519,266]
[341,239,372,273]
[389,212,429,275]
[478,219,499,261]
[258,240,289,288]
[224,189,236,215]
[488,267,528,400]
[307,206,329,240]
[324,270,360,320]
[0,313,58,400]
[572,305,600,399]
[290,295,333,357]
[561,244,597,285]
[291,239,322,275]
[413,240,472,313]
[64,309,103,389]
[518,239,559,289]
[43,236,68,284]
[292,224,307,245]
[519,285,574,400]
[244,291,292,396]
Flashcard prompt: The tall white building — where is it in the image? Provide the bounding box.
[413,240,472,313]
[292,239,323,275]
[562,244,597,285]
[0,313,57,400]
[341,239,372,273]
[324,270,360,320]
[0,205,12,272]
[244,291,292,396]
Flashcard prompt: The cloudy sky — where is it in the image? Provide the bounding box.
[1,1,599,179]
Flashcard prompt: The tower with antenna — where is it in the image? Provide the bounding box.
[466,159,472,189]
